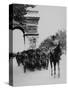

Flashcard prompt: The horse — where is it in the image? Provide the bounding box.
[49,42,62,78]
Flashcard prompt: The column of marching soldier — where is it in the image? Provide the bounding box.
[9,42,62,78]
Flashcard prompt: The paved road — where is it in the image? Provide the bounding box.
[13,54,66,86]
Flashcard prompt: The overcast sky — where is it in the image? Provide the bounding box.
[13,5,66,53]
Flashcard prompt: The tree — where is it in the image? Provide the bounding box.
[39,38,56,52]
[55,30,66,50]
[39,30,66,53]
[9,4,35,29]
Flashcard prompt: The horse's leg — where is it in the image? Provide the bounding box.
[46,59,49,70]
[23,64,26,73]
[54,62,56,78]
[47,59,49,69]
[45,60,47,69]
[24,66,26,73]
[50,61,53,76]
[58,61,60,78]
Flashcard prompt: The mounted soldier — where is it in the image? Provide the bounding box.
[50,41,62,78]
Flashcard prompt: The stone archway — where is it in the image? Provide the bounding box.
[13,29,25,53]
[12,26,25,44]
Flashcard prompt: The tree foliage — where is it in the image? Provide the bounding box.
[55,30,66,50]
[39,30,66,53]
[9,4,35,25]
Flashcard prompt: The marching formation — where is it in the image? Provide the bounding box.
[16,48,49,72]
[9,42,62,78]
